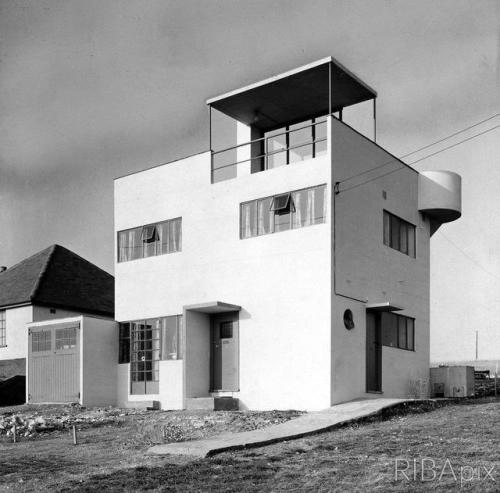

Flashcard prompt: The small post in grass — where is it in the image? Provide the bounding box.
[72,425,78,445]
[12,425,16,443]
[495,361,498,399]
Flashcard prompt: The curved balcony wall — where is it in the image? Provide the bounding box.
[418,171,461,234]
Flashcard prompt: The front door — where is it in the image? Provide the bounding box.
[366,312,382,392]
[210,312,239,391]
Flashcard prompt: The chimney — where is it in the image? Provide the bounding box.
[0,266,7,273]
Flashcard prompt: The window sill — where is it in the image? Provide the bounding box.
[366,390,383,394]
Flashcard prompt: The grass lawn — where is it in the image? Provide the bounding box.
[0,399,498,492]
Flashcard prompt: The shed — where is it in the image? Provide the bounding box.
[27,316,117,406]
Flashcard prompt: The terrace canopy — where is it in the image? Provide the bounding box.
[207,56,377,132]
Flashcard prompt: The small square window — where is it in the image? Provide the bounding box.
[220,322,233,339]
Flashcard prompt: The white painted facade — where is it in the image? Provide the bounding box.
[114,60,461,411]
[115,116,460,411]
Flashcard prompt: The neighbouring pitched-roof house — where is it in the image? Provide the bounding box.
[114,57,462,411]
[0,244,116,406]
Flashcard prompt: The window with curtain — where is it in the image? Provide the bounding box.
[118,217,182,262]
[119,315,183,365]
[241,184,327,239]
[383,210,416,257]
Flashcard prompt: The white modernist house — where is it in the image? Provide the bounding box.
[115,57,461,411]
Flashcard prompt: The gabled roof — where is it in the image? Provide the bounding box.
[0,245,114,317]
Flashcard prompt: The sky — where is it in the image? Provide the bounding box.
[0,0,499,362]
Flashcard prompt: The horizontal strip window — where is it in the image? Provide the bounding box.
[119,315,183,364]
[383,210,416,258]
[240,184,327,239]
[381,312,415,351]
[117,217,182,263]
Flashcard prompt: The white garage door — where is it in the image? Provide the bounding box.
[28,323,80,403]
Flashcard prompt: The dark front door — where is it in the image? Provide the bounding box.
[210,312,239,391]
[366,312,382,392]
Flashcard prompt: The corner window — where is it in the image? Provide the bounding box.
[383,210,415,257]
[118,217,182,263]
[119,315,183,391]
[0,311,5,347]
[264,118,327,170]
[381,313,415,351]
[241,184,326,239]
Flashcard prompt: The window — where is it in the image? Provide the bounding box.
[118,217,182,262]
[32,330,51,352]
[119,323,131,364]
[264,118,327,170]
[381,313,415,351]
[383,211,416,257]
[121,315,183,391]
[130,320,160,394]
[241,184,327,239]
[220,321,233,339]
[159,315,183,360]
[55,327,77,349]
[0,311,5,347]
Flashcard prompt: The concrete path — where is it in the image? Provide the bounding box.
[148,398,408,458]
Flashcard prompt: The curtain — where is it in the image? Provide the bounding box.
[307,187,315,225]
[157,221,169,254]
[241,202,256,238]
[119,228,141,261]
[258,197,273,234]
[169,218,182,252]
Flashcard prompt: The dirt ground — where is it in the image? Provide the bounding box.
[0,400,498,492]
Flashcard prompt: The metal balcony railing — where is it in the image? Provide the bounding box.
[211,119,328,183]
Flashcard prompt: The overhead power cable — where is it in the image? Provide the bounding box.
[438,231,500,284]
[338,122,500,194]
[338,113,500,187]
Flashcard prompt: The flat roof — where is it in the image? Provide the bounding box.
[207,57,377,131]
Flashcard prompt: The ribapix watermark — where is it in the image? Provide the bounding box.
[395,458,496,488]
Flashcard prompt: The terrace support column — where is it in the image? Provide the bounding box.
[236,122,263,176]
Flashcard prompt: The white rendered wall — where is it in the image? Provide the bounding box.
[115,143,333,410]
[159,360,184,409]
[117,361,184,410]
[184,311,210,399]
[331,119,430,403]
[0,305,33,361]
[81,316,118,407]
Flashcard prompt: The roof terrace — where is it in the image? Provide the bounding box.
[207,57,377,182]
